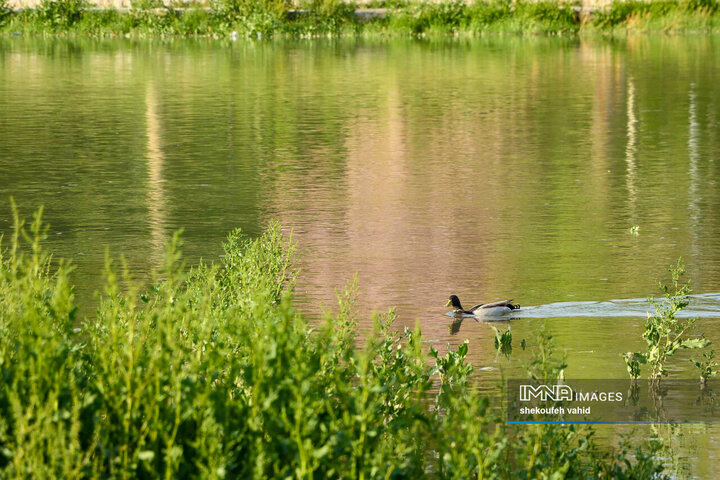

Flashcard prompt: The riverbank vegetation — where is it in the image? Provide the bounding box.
[0,0,719,37]
[0,207,666,478]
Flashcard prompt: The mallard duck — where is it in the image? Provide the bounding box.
[446,295,520,316]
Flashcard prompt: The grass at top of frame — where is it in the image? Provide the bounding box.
[0,0,719,38]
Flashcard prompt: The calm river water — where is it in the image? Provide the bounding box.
[2,35,720,477]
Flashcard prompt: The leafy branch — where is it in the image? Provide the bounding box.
[623,259,710,386]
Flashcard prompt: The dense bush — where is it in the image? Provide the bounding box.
[211,0,289,36]
[32,0,87,29]
[0,207,665,478]
[390,1,469,35]
[0,0,11,26]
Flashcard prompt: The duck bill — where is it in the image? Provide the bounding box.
[445,299,452,307]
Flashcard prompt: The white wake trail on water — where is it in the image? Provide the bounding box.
[510,293,720,319]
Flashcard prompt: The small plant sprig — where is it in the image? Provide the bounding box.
[623,259,711,386]
[492,326,512,352]
[622,352,646,381]
[693,350,717,386]
[525,325,566,382]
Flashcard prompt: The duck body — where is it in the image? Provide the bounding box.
[446,295,520,317]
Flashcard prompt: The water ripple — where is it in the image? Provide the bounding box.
[512,293,720,319]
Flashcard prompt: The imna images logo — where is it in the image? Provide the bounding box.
[519,384,573,402]
[517,384,623,402]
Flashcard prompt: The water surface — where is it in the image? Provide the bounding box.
[2,35,720,477]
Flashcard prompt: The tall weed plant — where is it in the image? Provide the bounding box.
[623,259,710,385]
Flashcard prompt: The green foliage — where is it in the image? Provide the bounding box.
[390,0,468,35]
[210,0,289,36]
[388,0,575,36]
[430,340,507,478]
[0,0,11,27]
[467,0,512,27]
[623,351,646,380]
[33,0,87,29]
[683,0,719,12]
[525,324,567,382]
[1,0,720,36]
[594,436,667,479]
[492,325,512,355]
[296,0,356,35]
[172,7,212,35]
[0,207,666,478]
[594,1,649,27]
[593,0,719,29]
[509,327,668,479]
[692,349,718,385]
[469,0,578,35]
[622,259,711,385]
[513,326,578,477]
[130,0,165,8]
[0,203,85,476]
[431,339,474,399]
[519,1,576,28]
[387,0,577,36]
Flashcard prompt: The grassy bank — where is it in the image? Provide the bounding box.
[0,206,666,478]
[0,0,719,37]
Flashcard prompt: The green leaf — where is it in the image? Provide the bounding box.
[312,443,331,459]
[457,340,468,357]
[624,352,646,364]
[138,451,155,461]
[167,445,183,460]
[681,338,711,349]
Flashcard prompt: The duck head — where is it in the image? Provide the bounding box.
[446,295,463,310]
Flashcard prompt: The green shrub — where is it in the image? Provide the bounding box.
[0,0,12,27]
[211,0,290,36]
[390,1,468,35]
[591,0,696,28]
[623,259,711,385]
[692,349,718,385]
[33,0,86,29]
[0,205,87,476]
[467,0,512,26]
[520,1,576,24]
[683,0,719,12]
[173,7,212,35]
[295,0,357,35]
[0,206,666,478]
